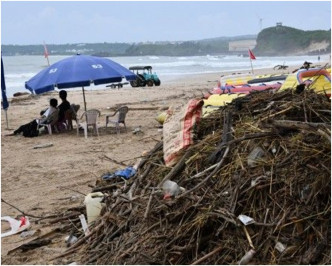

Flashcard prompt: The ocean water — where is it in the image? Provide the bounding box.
[2,54,329,98]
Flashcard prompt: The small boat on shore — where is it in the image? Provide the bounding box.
[202,93,246,116]
[208,82,282,96]
[219,73,287,87]
[280,68,331,97]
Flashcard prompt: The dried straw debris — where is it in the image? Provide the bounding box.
[56,89,331,265]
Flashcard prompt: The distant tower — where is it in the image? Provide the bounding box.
[256,14,264,32]
[259,17,263,31]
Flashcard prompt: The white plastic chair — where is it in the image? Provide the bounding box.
[37,109,60,135]
[64,104,80,130]
[105,106,129,134]
[77,109,101,139]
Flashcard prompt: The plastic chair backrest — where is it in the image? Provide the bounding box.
[117,106,129,123]
[45,109,59,125]
[64,109,73,121]
[82,109,100,125]
[70,104,80,120]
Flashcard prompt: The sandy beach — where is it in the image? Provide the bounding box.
[1,66,297,264]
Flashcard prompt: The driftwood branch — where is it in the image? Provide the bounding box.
[191,246,223,265]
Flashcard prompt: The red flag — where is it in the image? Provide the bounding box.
[248,49,256,60]
[43,42,49,58]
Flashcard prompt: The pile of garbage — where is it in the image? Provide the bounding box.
[60,89,330,264]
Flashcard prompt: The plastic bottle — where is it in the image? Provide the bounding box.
[238,249,256,265]
[162,180,185,200]
[247,147,265,167]
[84,192,104,224]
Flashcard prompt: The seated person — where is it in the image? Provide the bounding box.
[57,90,71,131]
[58,90,71,123]
[9,98,58,137]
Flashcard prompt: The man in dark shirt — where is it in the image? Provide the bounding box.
[58,90,71,123]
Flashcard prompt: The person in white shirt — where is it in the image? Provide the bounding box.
[9,98,58,137]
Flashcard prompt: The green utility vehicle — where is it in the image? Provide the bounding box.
[129,66,161,87]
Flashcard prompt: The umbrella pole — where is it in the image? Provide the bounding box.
[82,86,87,112]
[4,109,9,129]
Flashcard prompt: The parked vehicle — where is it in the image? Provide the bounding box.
[129,66,161,87]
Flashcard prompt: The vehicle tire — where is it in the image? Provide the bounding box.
[130,80,138,87]
[147,80,154,87]
[154,79,161,86]
[137,75,144,87]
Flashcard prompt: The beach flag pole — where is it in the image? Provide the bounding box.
[248,49,256,74]
[4,110,9,129]
[43,41,50,66]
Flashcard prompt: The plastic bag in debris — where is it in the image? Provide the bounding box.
[102,166,136,180]
[1,216,31,238]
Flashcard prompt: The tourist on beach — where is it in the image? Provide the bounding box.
[301,61,312,70]
[58,90,71,124]
[8,98,58,137]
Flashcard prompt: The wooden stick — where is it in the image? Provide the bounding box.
[1,198,57,219]
[243,226,255,249]
[50,222,104,260]
[178,145,230,199]
[158,148,193,186]
[144,189,154,220]
[103,155,127,167]
[191,246,223,265]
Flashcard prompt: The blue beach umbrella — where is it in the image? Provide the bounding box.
[25,54,136,111]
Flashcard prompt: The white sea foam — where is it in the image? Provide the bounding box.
[2,54,329,98]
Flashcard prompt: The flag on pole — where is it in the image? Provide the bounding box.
[43,41,50,66]
[248,49,256,60]
[43,42,49,58]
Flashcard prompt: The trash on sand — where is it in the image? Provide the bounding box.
[275,241,286,253]
[102,166,137,180]
[162,180,185,200]
[1,216,31,238]
[19,239,52,252]
[84,192,104,224]
[79,214,90,236]
[247,146,265,167]
[132,126,143,134]
[33,143,53,149]
[238,249,256,264]
[300,184,311,202]
[155,112,167,125]
[65,234,78,246]
[20,230,36,238]
[238,214,255,225]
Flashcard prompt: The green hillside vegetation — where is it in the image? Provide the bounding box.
[1,35,256,57]
[254,26,331,55]
[125,41,230,56]
[2,42,131,57]
[1,27,330,56]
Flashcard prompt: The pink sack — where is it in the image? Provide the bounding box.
[163,99,203,167]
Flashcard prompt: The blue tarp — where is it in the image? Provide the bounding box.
[102,166,137,180]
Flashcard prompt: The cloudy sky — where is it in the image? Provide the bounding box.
[1,1,331,45]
